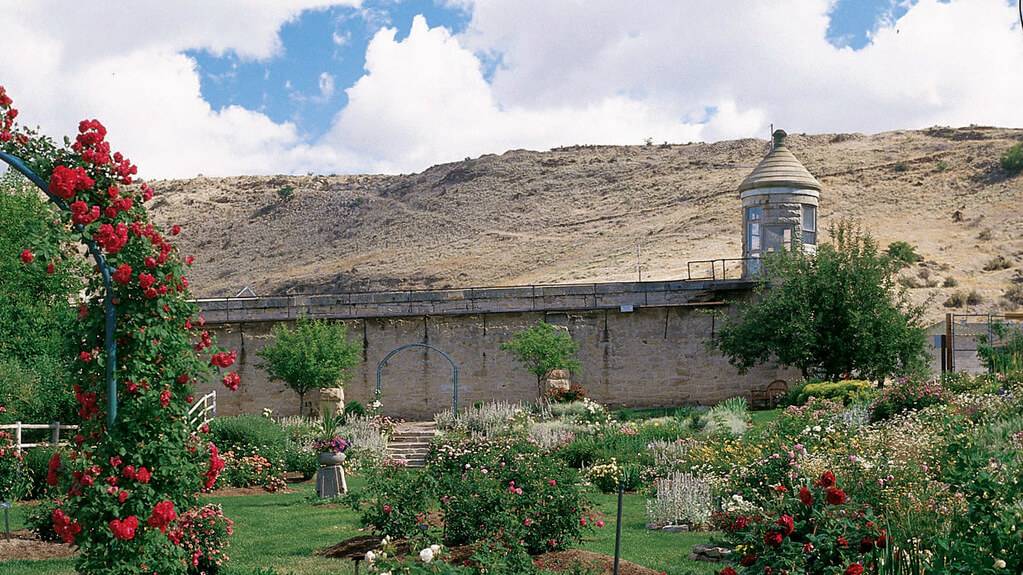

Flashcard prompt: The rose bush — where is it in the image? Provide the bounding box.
[0,86,238,574]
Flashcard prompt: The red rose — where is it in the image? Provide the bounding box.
[837,535,849,548]
[171,224,181,235]
[19,249,33,264]
[844,564,864,575]
[210,351,237,368]
[146,500,176,532]
[46,262,55,274]
[52,509,81,544]
[222,372,240,391]
[122,465,136,480]
[775,514,794,536]
[803,542,814,553]
[135,466,151,483]
[112,263,132,285]
[46,452,61,486]
[798,485,813,506]
[719,568,738,575]
[118,490,129,504]
[859,536,875,552]
[739,554,756,566]
[817,470,836,488]
[383,504,393,514]
[109,515,139,541]
[160,389,171,407]
[138,272,156,290]
[876,530,888,548]
[763,530,783,547]
[825,487,847,505]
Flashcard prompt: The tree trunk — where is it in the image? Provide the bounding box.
[299,391,306,417]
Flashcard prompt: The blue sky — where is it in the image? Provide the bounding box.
[188,1,472,139]
[188,0,907,141]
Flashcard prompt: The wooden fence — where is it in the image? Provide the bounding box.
[0,422,79,449]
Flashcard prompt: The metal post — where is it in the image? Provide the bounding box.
[0,152,118,428]
[14,422,21,451]
[945,313,954,373]
[2,501,10,539]
[613,480,624,575]
[51,421,60,444]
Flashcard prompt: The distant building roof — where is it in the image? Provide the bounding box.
[738,129,821,193]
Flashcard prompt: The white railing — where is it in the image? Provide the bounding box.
[0,422,79,450]
[187,390,217,429]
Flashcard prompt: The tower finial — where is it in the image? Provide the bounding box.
[772,129,787,149]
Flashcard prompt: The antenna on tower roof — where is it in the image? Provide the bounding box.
[770,123,774,147]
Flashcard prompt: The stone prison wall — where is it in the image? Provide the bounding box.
[194,280,796,420]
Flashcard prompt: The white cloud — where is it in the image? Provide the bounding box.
[318,72,336,99]
[0,1,358,178]
[1,0,1021,177]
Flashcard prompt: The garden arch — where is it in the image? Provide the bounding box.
[0,151,119,427]
[375,343,460,414]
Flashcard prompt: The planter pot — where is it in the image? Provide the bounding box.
[318,451,347,466]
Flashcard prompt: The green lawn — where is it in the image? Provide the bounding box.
[1,478,723,575]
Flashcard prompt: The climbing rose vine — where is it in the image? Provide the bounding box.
[0,85,239,574]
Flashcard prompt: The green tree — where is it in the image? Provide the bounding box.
[501,321,581,399]
[884,240,921,268]
[257,318,362,415]
[714,222,927,382]
[0,171,84,423]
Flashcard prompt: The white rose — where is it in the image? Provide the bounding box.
[420,547,434,563]
[430,544,441,553]
[365,551,376,564]
[994,559,1006,569]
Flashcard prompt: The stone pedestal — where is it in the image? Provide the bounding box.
[319,387,345,419]
[316,464,348,498]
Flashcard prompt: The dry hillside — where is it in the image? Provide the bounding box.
[149,127,1023,324]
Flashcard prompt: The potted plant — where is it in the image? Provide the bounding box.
[314,435,350,466]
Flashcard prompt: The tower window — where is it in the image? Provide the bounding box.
[802,205,817,244]
[746,207,762,252]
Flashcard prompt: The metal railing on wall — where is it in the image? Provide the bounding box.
[194,257,759,311]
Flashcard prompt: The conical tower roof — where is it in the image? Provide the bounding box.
[738,129,821,194]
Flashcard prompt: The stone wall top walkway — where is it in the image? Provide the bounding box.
[196,278,757,324]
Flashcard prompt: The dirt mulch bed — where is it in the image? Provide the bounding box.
[0,530,77,561]
[533,550,662,575]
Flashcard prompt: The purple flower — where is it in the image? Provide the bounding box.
[314,436,350,454]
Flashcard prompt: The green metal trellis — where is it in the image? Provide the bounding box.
[0,151,119,428]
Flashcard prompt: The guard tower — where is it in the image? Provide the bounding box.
[739,129,821,276]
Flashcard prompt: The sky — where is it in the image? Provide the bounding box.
[1,0,1021,178]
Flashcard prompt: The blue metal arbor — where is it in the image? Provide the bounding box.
[375,343,460,414]
[0,151,119,428]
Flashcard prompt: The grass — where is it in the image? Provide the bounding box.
[1,477,725,575]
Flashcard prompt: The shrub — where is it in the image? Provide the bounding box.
[27,497,63,541]
[870,378,947,421]
[1004,284,1023,306]
[23,445,60,499]
[436,443,589,554]
[434,402,526,436]
[886,241,922,267]
[171,504,235,575]
[966,290,984,305]
[717,470,885,575]
[338,416,389,469]
[703,397,750,436]
[282,441,316,480]
[217,450,287,492]
[208,415,289,465]
[795,380,875,405]
[344,400,366,420]
[548,383,586,403]
[527,420,579,451]
[645,472,713,528]
[587,458,642,493]
[984,255,1013,271]
[0,431,30,501]
[358,462,437,539]
[943,276,958,288]
[1000,142,1023,175]
[977,324,1023,374]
